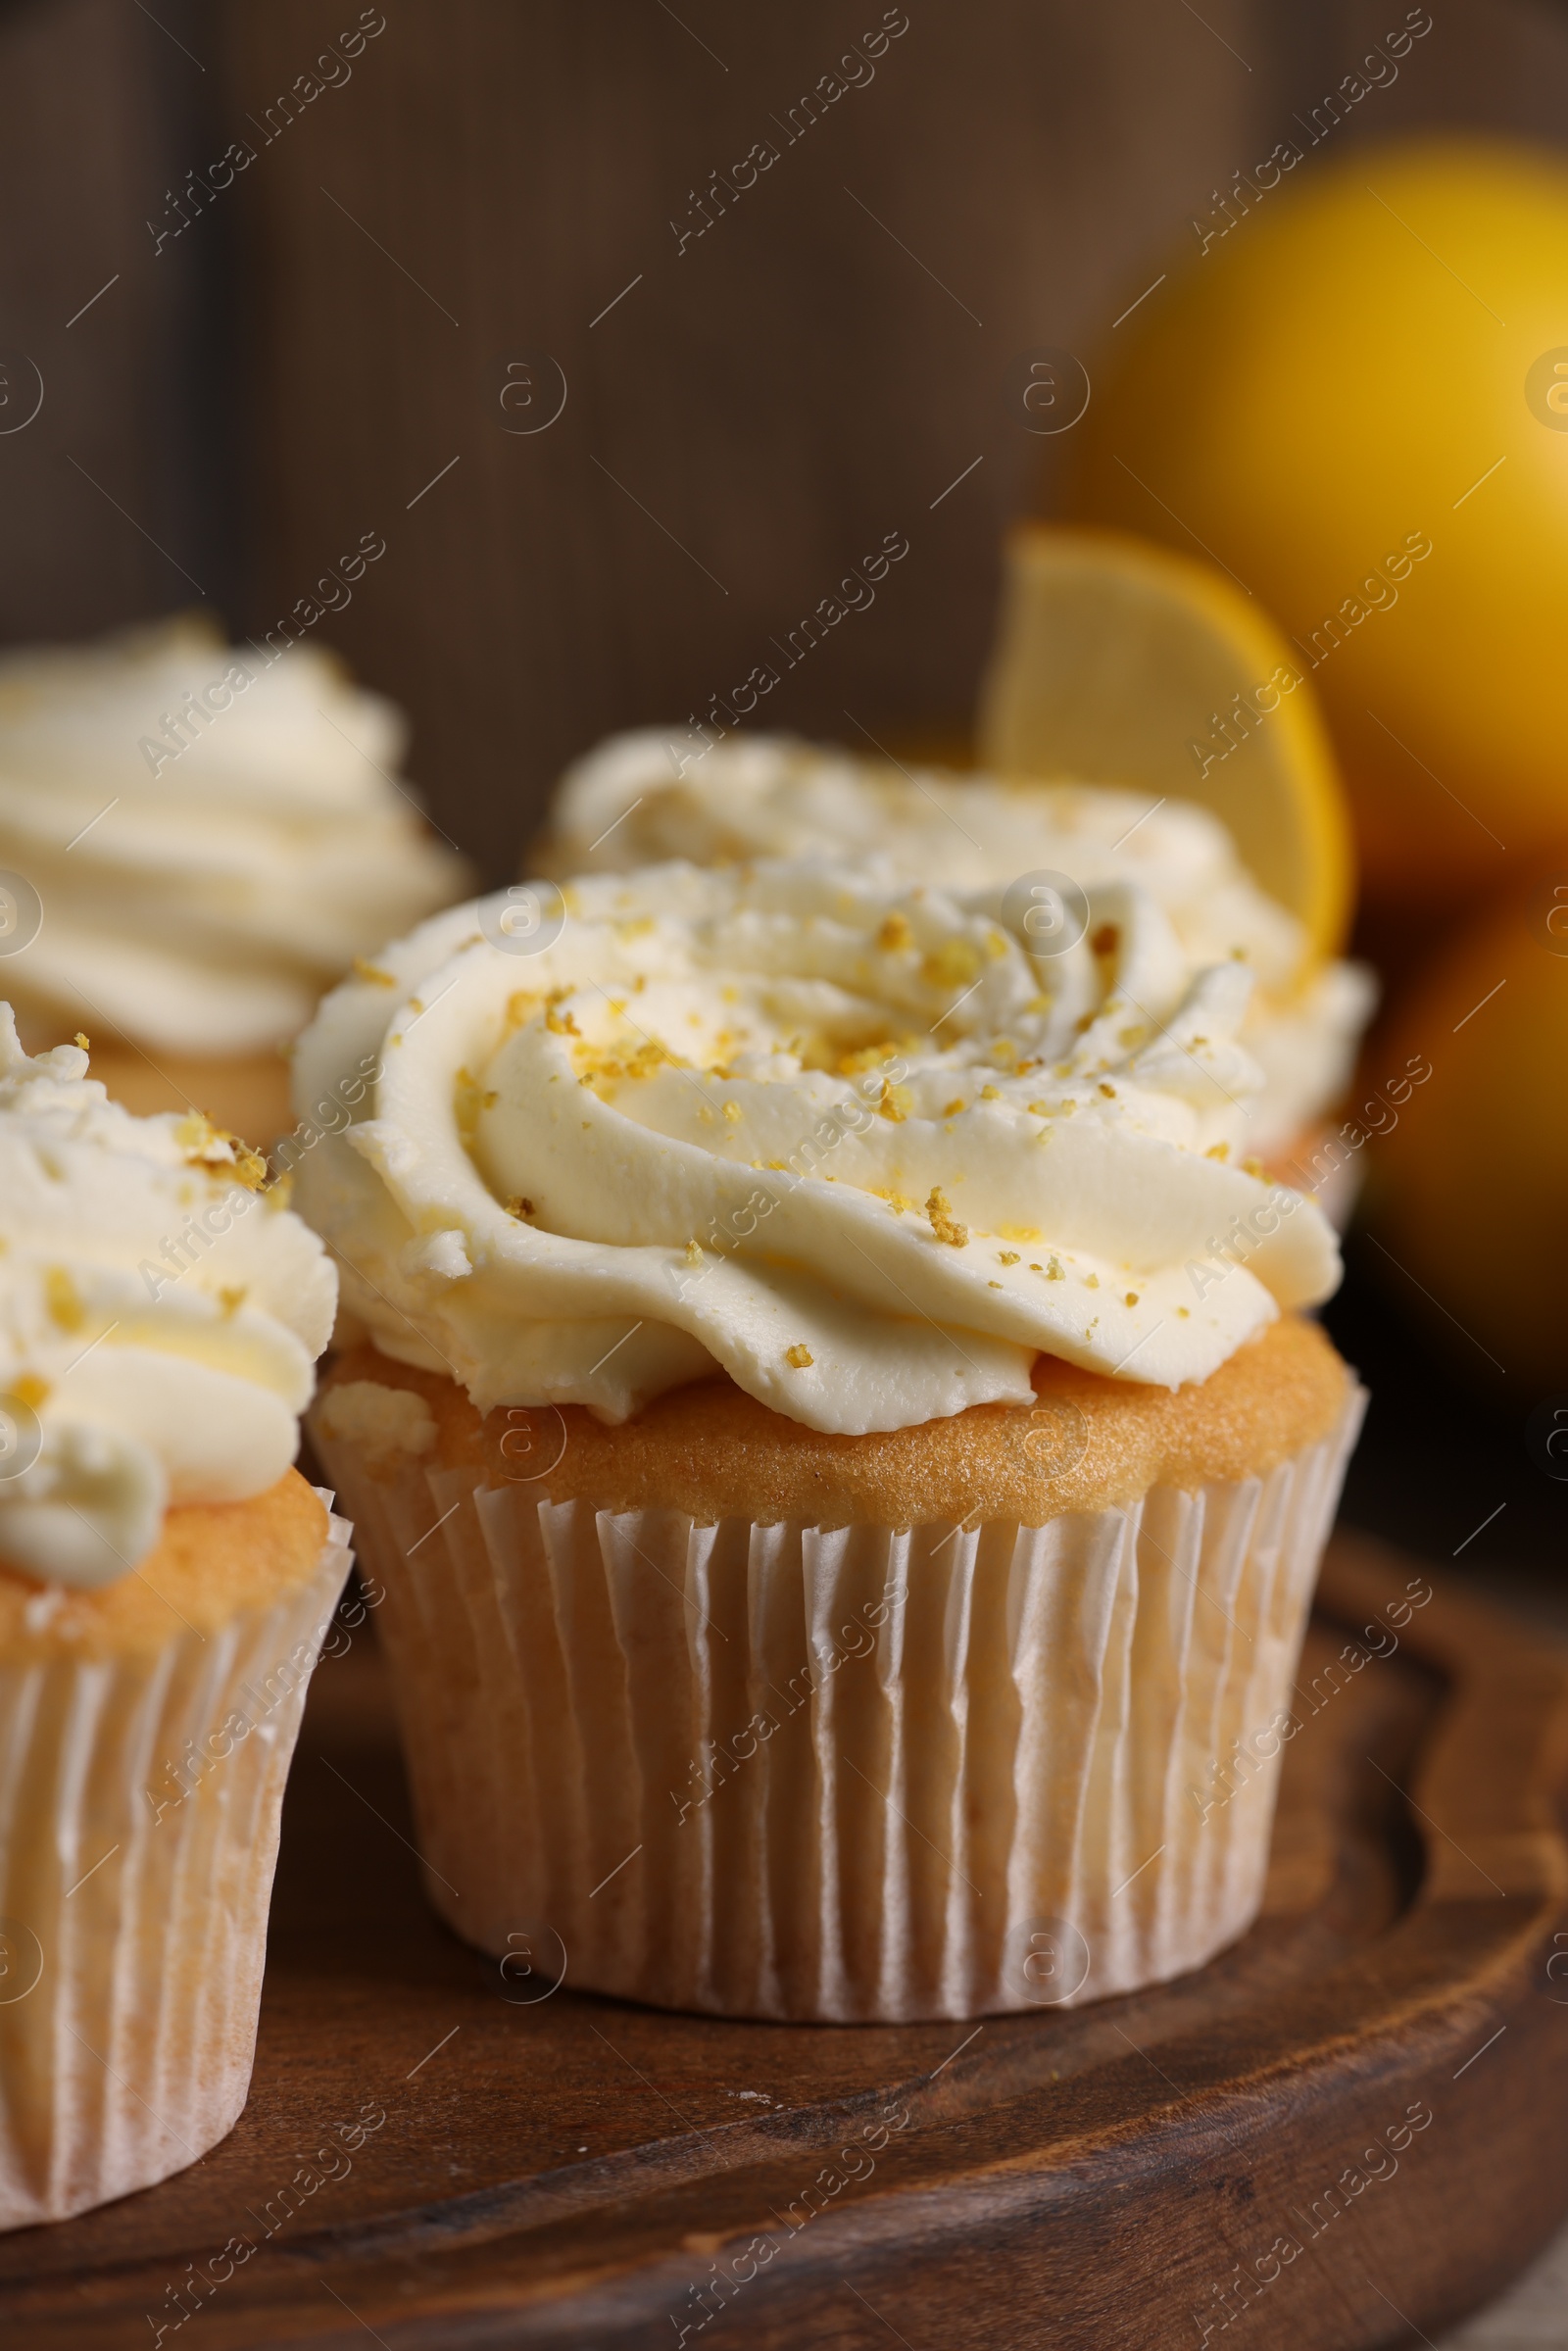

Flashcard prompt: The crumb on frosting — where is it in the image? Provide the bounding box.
[172,1109,268,1190]
[44,1267,86,1332]
[922,938,981,991]
[925,1188,967,1249]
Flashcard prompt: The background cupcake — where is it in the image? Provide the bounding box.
[0,614,469,1144]
[533,728,1373,1200]
[300,860,1361,2022]
[0,1009,348,2226]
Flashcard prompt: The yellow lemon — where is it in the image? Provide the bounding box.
[1366,865,1568,1391]
[1061,136,1568,901]
[977,521,1352,955]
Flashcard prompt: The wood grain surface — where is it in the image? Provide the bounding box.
[0,0,228,637]
[2,1529,1566,2348]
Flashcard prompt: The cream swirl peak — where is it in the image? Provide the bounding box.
[0,1010,336,1588]
[534,728,1375,1158]
[292,862,1341,1436]
[0,615,469,1054]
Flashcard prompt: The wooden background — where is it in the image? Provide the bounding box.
[3,0,1568,883]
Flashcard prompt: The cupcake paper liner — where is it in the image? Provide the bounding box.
[0,1505,353,2229]
[316,1398,1362,2024]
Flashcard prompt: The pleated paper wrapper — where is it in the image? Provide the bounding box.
[315,1396,1362,2024]
[0,1506,353,2229]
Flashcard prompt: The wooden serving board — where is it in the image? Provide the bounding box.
[3,1531,1567,2350]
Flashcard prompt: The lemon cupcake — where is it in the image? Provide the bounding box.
[0,614,469,1144]
[0,1010,348,2226]
[533,729,1373,1206]
[298,860,1361,2023]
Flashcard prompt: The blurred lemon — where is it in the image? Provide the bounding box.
[1367,865,1568,1389]
[1062,137,1568,900]
[977,521,1352,955]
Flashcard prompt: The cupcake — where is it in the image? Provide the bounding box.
[300,859,1361,2023]
[533,728,1374,1207]
[0,1009,348,2226]
[0,614,469,1144]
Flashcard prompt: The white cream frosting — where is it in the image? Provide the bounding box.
[535,729,1374,1157]
[0,616,469,1055]
[314,1380,436,1463]
[292,861,1341,1438]
[0,1009,336,1588]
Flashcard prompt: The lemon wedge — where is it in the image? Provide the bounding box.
[976,522,1353,957]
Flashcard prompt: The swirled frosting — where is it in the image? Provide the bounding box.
[292,861,1341,1437]
[0,1009,336,1587]
[0,615,469,1054]
[534,729,1374,1157]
